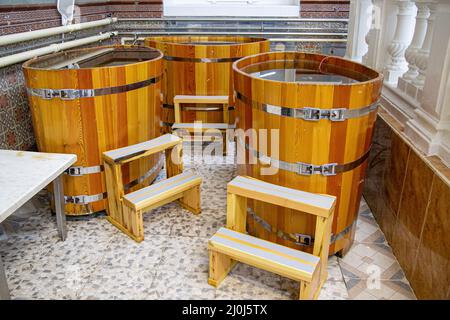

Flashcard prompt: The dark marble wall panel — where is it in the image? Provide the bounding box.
[392,151,434,278]
[411,176,450,299]
[363,114,391,218]
[376,199,397,246]
[383,134,410,216]
[364,111,450,300]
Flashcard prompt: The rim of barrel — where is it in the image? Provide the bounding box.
[22,45,164,71]
[144,36,269,47]
[232,51,383,87]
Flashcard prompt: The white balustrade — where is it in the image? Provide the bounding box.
[362,0,386,69]
[412,1,438,88]
[398,1,431,100]
[383,0,416,84]
[347,0,450,166]
[401,1,430,81]
[345,0,373,62]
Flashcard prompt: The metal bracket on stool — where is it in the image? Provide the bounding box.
[247,208,314,247]
[248,207,356,247]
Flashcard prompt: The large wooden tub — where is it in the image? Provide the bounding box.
[233,52,383,255]
[144,36,270,131]
[23,46,164,216]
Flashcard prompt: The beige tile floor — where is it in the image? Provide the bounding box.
[0,146,416,300]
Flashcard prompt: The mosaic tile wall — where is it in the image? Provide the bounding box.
[0,5,109,35]
[0,64,33,150]
[300,0,349,18]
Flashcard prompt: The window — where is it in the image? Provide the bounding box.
[163,0,300,17]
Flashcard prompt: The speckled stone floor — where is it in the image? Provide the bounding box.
[0,145,417,300]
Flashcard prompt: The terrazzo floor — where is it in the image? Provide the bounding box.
[0,146,417,300]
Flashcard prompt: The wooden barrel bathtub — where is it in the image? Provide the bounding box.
[23,45,164,216]
[144,36,270,131]
[233,52,383,255]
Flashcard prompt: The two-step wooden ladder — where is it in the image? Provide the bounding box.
[103,134,202,242]
[171,95,235,155]
[208,176,336,300]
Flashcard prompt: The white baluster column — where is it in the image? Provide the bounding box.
[362,1,375,67]
[413,1,438,89]
[363,0,392,69]
[383,0,416,84]
[345,0,373,62]
[400,2,430,82]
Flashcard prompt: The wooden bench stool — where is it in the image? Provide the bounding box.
[208,227,321,299]
[173,95,232,155]
[208,175,336,300]
[103,134,202,242]
[173,95,230,124]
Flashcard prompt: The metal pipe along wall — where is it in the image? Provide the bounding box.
[0,17,117,46]
[0,32,118,68]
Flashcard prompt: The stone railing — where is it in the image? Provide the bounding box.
[346,0,450,166]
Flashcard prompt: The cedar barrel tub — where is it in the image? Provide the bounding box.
[23,46,164,216]
[144,36,270,132]
[233,52,383,255]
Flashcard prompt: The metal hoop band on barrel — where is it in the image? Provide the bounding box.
[27,75,162,100]
[163,56,241,63]
[235,91,379,122]
[247,207,355,247]
[63,157,164,205]
[237,137,371,176]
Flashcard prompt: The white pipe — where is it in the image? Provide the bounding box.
[0,31,118,68]
[120,36,348,45]
[0,17,117,46]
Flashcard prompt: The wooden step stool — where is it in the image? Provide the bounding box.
[103,134,202,242]
[173,95,233,155]
[208,176,336,300]
[173,95,230,124]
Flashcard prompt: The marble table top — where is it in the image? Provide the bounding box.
[0,150,76,224]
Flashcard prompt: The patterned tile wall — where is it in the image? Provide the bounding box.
[0,5,110,35]
[0,64,32,150]
[300,1,349,18]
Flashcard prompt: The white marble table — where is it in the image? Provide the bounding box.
[0,150,76,300]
